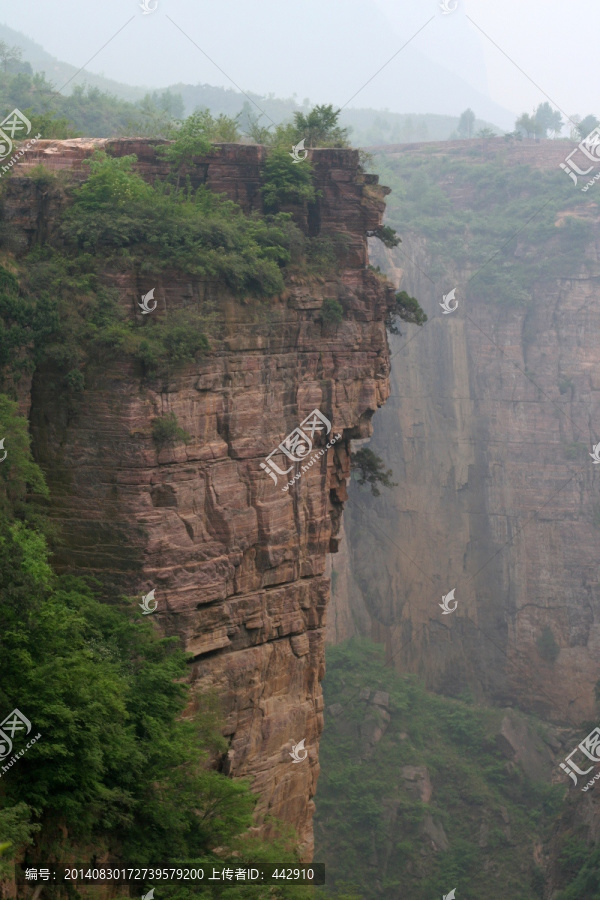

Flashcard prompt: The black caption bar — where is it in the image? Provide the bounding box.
[17,864,325,885]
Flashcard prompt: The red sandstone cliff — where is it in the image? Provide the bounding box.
[3,138,395,859]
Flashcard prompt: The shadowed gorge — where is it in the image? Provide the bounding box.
[331,140,600,723]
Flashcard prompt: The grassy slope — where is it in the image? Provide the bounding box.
[314,639,564,900]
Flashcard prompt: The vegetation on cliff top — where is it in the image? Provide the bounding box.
[0,143,311,389]
[373,151,592,304]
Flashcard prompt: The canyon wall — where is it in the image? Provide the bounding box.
[3,139,395,859]
[329,140,600,727]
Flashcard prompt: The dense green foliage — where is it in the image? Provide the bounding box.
[315,639,565,900]
[155,109,240,185]
[290,105,350,149]
[262,147,317,211]
[0,402,313,898]
[0,395,49,520]
[0,67,142,137]
[0,147,313,391]
[555,837,600,899]
[60,152,295,295]
[373,151,592,303]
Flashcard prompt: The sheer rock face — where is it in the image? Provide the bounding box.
[331,140,600,727]
[4,140,394,859]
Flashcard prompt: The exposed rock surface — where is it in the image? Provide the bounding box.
[331,140,600,726]
[2,139,395,859]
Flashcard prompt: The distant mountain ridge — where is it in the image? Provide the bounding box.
[0,21,504,143]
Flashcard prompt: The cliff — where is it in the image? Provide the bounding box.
[330,139,600,727]
[2,138,394,859]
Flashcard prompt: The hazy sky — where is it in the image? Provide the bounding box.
[2,0,597,129]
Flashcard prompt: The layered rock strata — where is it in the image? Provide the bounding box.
[2,139,395,858]
[330,140,600,726]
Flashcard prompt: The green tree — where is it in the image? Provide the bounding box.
[577,114,600,140]
[262,146,316,211]
[0,395,49,521]
[350,447,397,496]
[74,151,153,209]
[457,108,475,139]
[245,113,273,145]
[124,93,181,139]
[0,42,23,73]
[367,224,400,248]
[152,412,191,448]
[476,127,497,139]
[321,298,344,327]
[515,112,543,138]
[386,290,427,334]
[156,110,215,186]
[534,102,563,138]
[24,109,77,139]
[292,104,350,148]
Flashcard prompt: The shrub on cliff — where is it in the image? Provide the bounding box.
[350,447,397,497]
[156,109,241,187]
[152,411,190,448]
[536,626,560,664]
[0,394,49,522]
[262,146,317,212]
[59,152,296,296]
[321,298,344,327]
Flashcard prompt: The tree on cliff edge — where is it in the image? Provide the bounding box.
[292,104,350,148]
[263,104,351,150]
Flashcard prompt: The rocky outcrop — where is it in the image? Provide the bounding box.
[332,139,600,727]
[1,139,395,859]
